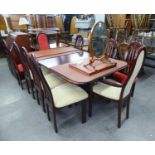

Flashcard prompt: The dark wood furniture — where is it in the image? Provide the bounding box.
[12,42,25,89]
[29,55,88,133]
[108,41,146,97]
[6,32,31,51]
[91,47,145,128]
[20,47,35,98]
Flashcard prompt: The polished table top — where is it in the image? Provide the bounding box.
[29,46,82,59]
[39,52,127,85]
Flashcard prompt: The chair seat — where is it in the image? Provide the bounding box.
[41,66,52,75]
[52,83,88,108]
[44,73,66,89]
[112,71,138,84]
[17,64,24,72]
[93,82,122,100]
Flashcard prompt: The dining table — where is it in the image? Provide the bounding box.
[36,49,128,85]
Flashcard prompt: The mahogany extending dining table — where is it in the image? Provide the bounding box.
[38,51,128,85]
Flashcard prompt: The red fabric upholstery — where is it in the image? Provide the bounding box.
[112,72,138,84]
[17,64,24,73]
[37,33,49,50]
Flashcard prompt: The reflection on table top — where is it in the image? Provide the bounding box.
[29,46,82,59]
[39,52,89,68]
[28,30,58,35]
[49,42,68,48]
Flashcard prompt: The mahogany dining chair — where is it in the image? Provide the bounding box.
[90,46,146,128]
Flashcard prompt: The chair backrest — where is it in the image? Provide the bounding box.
[126,41,143,73]
[118,41,143,74]
[30,55,54,108]
[118,42,129,61]
[74,35,84,50]
[27,52,42,91]
[20,47,32,78]
[37,33,49,50]
[122,46,146,98]
[108,38,117,58]
[12,42,22,64]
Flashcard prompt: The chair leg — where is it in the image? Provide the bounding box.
[41,91,46,113]
[20,79,24,90]
[131,82,136,97]
[30,80,35,99]
[88,95,92,117]
[36,90,40,105]
[52,108,58,133]
[88,83,93,117]
[126,95,131,119]
[46,103,51,121]
[117,99,123,128]
[81,100,87,123]
[26,79,30,94]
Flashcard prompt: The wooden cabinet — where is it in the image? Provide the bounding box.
[6,32,31,51]
[5,32,32,64]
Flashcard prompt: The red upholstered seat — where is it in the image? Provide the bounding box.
[113,71,138,84]
[17,64,24,73]
[37,33,49,50]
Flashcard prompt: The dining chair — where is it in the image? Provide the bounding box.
[108,41,145,97]
[108,38,118,58]
[74,35,84,50]
[25,47,67,112]
[37,33,49,50]
[20,47,35,99]
[30,55,88,133]
[90,46,146,128]
[12,42,25,89]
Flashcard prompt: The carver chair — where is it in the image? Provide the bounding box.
[30,55,88,133]
[90,47,145,128]
[108,41,145,97]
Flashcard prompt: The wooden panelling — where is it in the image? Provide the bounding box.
[0,15,7,31]
[7,15,27,31]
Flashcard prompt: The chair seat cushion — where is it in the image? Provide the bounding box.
[17,64,24,73]
[44,73,66,89]
[41,66,52,75]
[52,83,88,108]
[112,71,138,84]
[93,82,122,100]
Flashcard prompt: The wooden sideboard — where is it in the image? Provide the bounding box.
[5,31,32,64]
[6,31,31,51]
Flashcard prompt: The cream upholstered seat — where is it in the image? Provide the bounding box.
[44,73,67,89]
[52,83,88,108]
[93,82,122,100]
[41,66,52,75]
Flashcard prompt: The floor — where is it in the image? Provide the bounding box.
[0,57,155,141]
